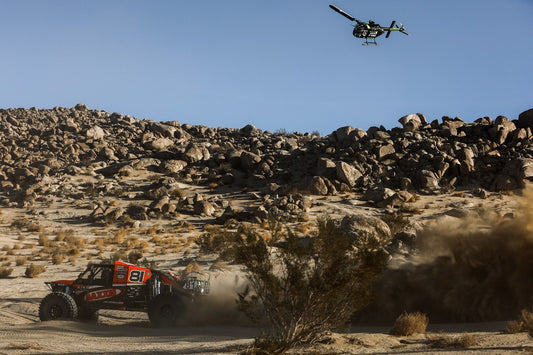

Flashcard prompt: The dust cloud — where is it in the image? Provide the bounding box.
[183,269,253,326]
[360,190,533,323]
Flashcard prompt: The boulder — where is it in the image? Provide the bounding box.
[86,125,105,140]
[308,176,329,195]
[338,214,391,247]
[194,200,215,216]
[160,160,188,174]
[488,116,516,145]
[184,145,210,163]
[516,108,533,129]
[145,137,174,151]
[399,113,427,131]
[335,161,362,187]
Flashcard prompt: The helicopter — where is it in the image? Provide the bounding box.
[329,4,409,46]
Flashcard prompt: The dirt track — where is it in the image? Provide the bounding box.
[1,292,533,354]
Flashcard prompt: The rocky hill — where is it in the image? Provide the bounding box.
[1,104,532,219]
[2,104,533,333]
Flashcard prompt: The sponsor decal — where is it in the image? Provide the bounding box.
[86,288,123,302]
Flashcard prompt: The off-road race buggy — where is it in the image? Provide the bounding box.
[39,261,209,327]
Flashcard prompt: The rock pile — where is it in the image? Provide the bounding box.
[1,104,532,217]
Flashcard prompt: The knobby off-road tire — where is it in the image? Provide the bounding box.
[39,292,79,321]
[148,294,184,327]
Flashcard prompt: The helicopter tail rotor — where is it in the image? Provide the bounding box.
[385,20,396,38]
[329,4,357,22]
[398,23,409,35]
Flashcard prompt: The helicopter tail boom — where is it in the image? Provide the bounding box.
[384,22,409,36]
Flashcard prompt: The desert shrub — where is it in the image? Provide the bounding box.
[169,187,185,198]
[390,312,429,336]
[233,215,388,353]
[197,225,236,257]
[506,309,533,334]
[15,256,27,266]
[0,266,13,278]
[38,234,51,247]
[52,253,65,265]
[10,218,42,232]
[126,203,147,220]
[25,263,46,278]
[127,250,143,264]
[427,333,478,349]
[55,228,74,242]
[180,262,201,277]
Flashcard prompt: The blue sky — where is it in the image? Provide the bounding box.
[0,1,531,135]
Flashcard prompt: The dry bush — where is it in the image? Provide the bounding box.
[197,225,235,257]
[181,262,201,277]
[52,253,65,265]
[234,215,388,353]
[390,312,429,336]
[25,263,46,278]
[169,187,185,198]
[15,256,27,266]
[1,245,10,252]
[427,333,478,349]
[38,234,51,247]
[55,229,74,242]
[127,250,143,264]
[506,309,533,334]
[10,218,42,232]
[112,227,128,244]
[0,266,13,278]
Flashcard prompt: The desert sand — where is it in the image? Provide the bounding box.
[1,184,532,354]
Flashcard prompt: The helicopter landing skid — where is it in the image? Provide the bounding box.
[362,42,378,46]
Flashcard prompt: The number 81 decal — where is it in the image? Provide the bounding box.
[128,270,145,283]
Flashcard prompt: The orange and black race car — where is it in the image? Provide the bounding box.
[39,261,209,327]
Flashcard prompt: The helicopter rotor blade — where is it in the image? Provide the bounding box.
[329,4,357,22]
[385,20,396,38]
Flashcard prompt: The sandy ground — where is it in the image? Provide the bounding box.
[1,184,532,354]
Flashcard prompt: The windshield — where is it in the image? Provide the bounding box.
[76,265,113,286]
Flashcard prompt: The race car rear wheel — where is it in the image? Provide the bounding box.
[39,292,79,321]
[148,294,184,327]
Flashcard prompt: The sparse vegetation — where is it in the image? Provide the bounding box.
[390,312,429,336]
[25,263,46,278]
[427,333,478,349]
[0,266,13,278]
[15,256,27,266]
[506,309,533,334]
[10,218,42,232]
